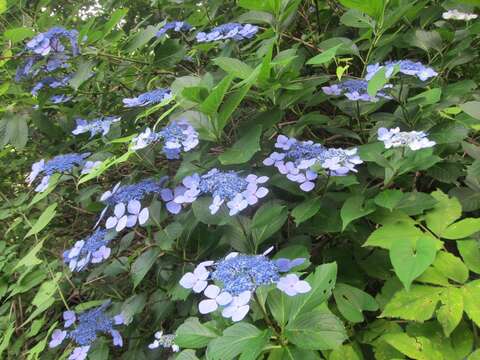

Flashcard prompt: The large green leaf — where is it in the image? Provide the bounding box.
[437,287,463,336]
[175,318,219,348]
[306,44,341,65]
[25,203,57,238]
[69,60,94,90]
[462,280,480,327]
[125,25,160,52]
[285,310,347,350]
[382,332,443,360]
[341,195,375,231]
[199,75,233,115]
[219,125,262,165]
[251,202,288,247]
[441,218,480,239]
[432,251,469,284]
[457,240,480,274]
[130,248,160,288]
[206,323,271,360]
[424,190,462,236]
[291,197,322,225]
[0,113,29,149]
[338,0,385,19]
[390,236,437,290]
[213,57,254,80]
[333,283,378,323]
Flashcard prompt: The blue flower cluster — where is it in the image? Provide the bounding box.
[122,88,172,108]
[72,116,121,137]
[366,60,438,82]
[196,23,258,43]
[322,79,392,102]
[264,135,363,191]
[180,248,310,321]
[16,27,80,102]
[49,301,124,360]
[378,127,436,151]
[131,120,199,159]
[172,168,269,216]
[26,153,90,192]
[157,21,192,37]
[98,178,168,231]
[63,228,116,272]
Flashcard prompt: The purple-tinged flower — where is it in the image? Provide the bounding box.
[26,153,90,193]
[80,160,102,175]
[49,302,123,359]
[196,23,258,43]
[72,116,120,137]
[173,169,269,216]
[123,88,172,108]
[157,21,192,37]
[50,94,72,103]
[26,27,79,56]
[263,135,363,192]
[322,79,392,102]
[180,249,311,322]
[377,127,436,151]
[105,200,149,231]
[160,187,186,214]
[31,75,71,95]
[276,274,312,296]
[15,55,42,81]
[366,60,438,82]
[63,228,116,272]
[148,331,180,352]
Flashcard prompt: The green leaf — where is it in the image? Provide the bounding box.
[192,197,231,225]
[216,84,252,134]
[338,0,384,18]
[291,197,322,225]
[213,57,253,80]
[424,190,462,236]
[306,44,341,65]
[121,294,146,324]
[367,66,387,98]
[0,113,29,149]
[333,283,378,323]
[381,285,441,322]
[457,240,480,274]
[432,251,469,284]
[441,218,480,240]
[206,323,271,360]
[382,332,443,360]
[199,75,233,115]
[25,203,57,238]
[340,195,375,231]
[69,60,94,90]
[102,8,128,37]
[374,189,404,211]
[175,350,199,360]
[437,287,463,336]
[131,248,159,288]
[389,236,437,290]
[268,346,322,360]
[4,27,35,42]
[285,310,347,350]
[409,88,442,106]
[462,280,480,327]
[125,25,159,52]
[175,318,219,348]
[340,9,375,28]
[219,125,262,165]
[13,238,46,271]
[460,101,480,120]
[329,344,362,360]
[251,202,288,247]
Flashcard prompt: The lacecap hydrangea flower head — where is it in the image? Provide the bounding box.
[123,88,172,108]
[196,23,258,43]
[157,21,192,37]
[264,135,363,192]
[63,228,117,272]
[148,331,180,352]
[130,120,199,159]
[377,127,436,151]
[97,178,169,231]
[179,247,310,322]
[322,79,392,102]
[26,153,91,193]
[172,168,269,216]
[26,27,79,57]
[49,301,124,360]
[365,60,438,82]
[72,116,120,138]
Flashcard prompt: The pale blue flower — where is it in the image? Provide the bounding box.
[157,21,192,37]
[122,88,172,107]
[173,169,269,216]
[31,75,71,95]
[366,60,438,81]
[72,116,120,137]
[50,94,72,103]
[26,27,79,56]
[263,135,363,191]
[322,79,392,102]
[276,274,312,296]
[196,23,258,43]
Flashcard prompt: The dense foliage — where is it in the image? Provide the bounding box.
[1,0,480,359]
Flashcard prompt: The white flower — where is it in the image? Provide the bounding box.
[442,9,478,21]
[179,263,211,293]
[35,175,51,193]
[125,200,149,227]
[81,160,102,175]
[276,274,312,296]
[221,291,251,322]
[100,182,120,202]
[226,194,248,216]
[198,285,233,314]
[105,203,128,232]
[26,159,45,185]
[209,195,224,214]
